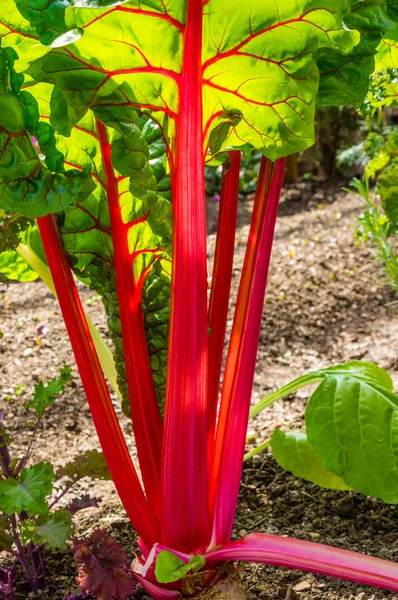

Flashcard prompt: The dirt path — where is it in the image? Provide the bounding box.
[1,183,397,600]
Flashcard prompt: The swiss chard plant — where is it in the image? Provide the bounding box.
[0,367,111,597]
[2,1,398,598]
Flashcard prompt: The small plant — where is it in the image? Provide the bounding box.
[0,367,110,597]
[248,361,398,502]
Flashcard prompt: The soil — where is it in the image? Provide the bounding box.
[1,179,397,600]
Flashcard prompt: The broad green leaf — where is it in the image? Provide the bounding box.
[0,249,37,281]
[376,27,398,69]
[306,374,398,503]
[25,365,72,418]
[155,550,205,584]
[318,1,398,107]
[270,429,350,491]
[0,515,13,551]
[0,462,54,515]
[5,1,359,160]
[56,449,111,482]
[378,165,398,226]
[0,43,95,218]
[34,509,73,549]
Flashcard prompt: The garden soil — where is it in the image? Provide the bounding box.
[1,180,397,600]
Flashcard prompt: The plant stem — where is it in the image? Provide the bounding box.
[208,151,241,463]
[48,476,79,510]
[16,244,121,400]
[10,515,36,594]
[249,373,324,419]
[210,158,286,546]
[37,214,159,549]
[244,440,271,461]
[161,0,210,553]
[96,119,163,518]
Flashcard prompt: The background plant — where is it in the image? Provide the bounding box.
[0,367,112,597]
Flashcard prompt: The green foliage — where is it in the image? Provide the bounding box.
[251,361,398,503]
[155,550,206,584]
[21,510,73,549]
[0,462,54,515]
[270,430,350,491]
[56,449,111,483]
[25,365,72,418]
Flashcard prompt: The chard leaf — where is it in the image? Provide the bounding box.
[0,43,95,218]
[11,1,359,160]
[0,249,37,282]
[318,1,398,107]
[306,372,398,503]
[270,429,350,491]
[155,550,205,584]
[56,449,111,482]
[25,365,72,418]
[0,462,54,515]
[50,99,171,414]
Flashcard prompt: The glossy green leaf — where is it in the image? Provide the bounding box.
[0,249,37,281]
[3,1,360,160]
[318,1,398,107]
[155,550,205,584]
[0,43,95,218]
[0,462,54,515]
[306,372,398,503]
[270,429,350,491]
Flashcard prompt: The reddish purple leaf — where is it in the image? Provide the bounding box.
[67,494,102,515]
[72,530,136,600]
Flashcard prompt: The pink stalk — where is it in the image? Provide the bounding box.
[37,215,159,549]
[207,151,241,460]
[210,158,286,545]
[96,119,163,518]
[206,533,398,592]
[161,0,210,552]
[133,572,179,600]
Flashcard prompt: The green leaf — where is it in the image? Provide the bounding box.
[378,165,398,226]
[0,211,33,253]
[155,550,205,584]
[306,372,398,503]
[270,429,350,491]
[34,509,73,549]
[56,449,111,482]
[0,249,38,282]
[0,43,95,218]
[0,462,54,515]
[318,1,398,107]
[25,365,72,418]
[0,515,13,551]
[13,1,358,160]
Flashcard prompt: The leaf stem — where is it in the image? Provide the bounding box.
[210,158,286,546]
[37,214,159,549]
[207,151,241,462]
[96,118,163,518]
[161,0,211,553]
